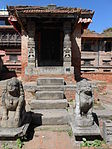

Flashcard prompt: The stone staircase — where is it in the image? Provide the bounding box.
[29,78,69,125]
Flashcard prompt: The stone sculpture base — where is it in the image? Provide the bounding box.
[103,120,112,144]
[0,113,31,139]
[70,121,100,139]
[0,124,29,139]
[1,111,24,128]
[74,115,94,127]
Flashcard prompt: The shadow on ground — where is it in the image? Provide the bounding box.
[24,112,43,141]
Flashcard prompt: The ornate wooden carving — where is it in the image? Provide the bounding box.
[0,31,21,45]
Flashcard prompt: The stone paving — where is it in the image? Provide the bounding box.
[23,130,79,149]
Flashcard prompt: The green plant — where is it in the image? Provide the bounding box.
[91,139,102,147]
[16,138,23,149]
[80,138,106,148]
[2,143,9,149]
[80,138,91,147]
[67,128,73,137]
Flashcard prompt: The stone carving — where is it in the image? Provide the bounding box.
[75,79,94,127]
[64,47,71,58]
[1,77,25,128]
[27,21,35,65]
[28,47,35,58]
[71,79,100,137]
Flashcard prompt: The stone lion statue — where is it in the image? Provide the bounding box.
[1,77,26,128]
[75,79,94,127]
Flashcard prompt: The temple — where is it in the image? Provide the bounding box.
[7,5,94,82]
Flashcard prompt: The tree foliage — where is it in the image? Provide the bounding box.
[103,27,112,33]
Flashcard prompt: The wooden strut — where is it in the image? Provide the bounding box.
[14,8,25,33]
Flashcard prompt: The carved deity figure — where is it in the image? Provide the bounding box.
[1,77,25,128]
[75,79,94,127]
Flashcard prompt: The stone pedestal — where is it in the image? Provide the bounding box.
[71,120,100,137]
[103,120,112,144]
[0,113,31,139]
[74,115,94,127]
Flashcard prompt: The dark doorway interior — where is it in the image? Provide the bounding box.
[39,29,63,66]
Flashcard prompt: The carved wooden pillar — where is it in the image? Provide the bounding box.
[27,21,36,67]
[63,22,72,67]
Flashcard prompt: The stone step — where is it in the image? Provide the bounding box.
[30,99,68,110]
[37,78,64,86]
[35,91,64,100]
[31,109,69,125]
[24,85,64,92]
[36,85,64,91]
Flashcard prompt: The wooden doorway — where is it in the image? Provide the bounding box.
[38,29,63,66]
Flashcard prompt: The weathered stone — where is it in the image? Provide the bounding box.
[74,79,94,127]
[0,77,31,139]
[30,99,68,109]
[1,77,25,128]
[31,109,69,125]
[71,122,100,136]
[35,91,64,100]
[103,120,112,144]
[71,79,100,138]
[29,77,69,125]
[37,78,64,85]
[0,120,29,139]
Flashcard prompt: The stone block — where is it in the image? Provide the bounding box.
[70,121,100,137]
[30,99,68,110]
[31,109,69,125]
[37,78,64,85]
[103,120,112,144]
[0,123,29,139]
[35,91,64,100]
[0,112,31,139]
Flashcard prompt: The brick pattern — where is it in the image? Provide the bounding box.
[21,30,28,76]
[65,90,75,101]
[82,72,112,83]
[22,74,76,84]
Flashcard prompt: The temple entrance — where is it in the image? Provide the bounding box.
[38,29,63,66]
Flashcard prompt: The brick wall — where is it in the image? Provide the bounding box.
[82,72,112,83]
[21,30,28,76]
[22,74,76,84]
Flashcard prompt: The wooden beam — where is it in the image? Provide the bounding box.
[14,8,25,32]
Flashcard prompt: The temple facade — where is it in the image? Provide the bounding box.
[0,7,112,83]
[7,5,94,82]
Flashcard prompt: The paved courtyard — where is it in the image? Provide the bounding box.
[23,130,78,149]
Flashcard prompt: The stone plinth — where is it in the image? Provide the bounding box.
[0,124,29,139]
[71,121,100,137]
[103,120,112,144]
[0,112,31,139]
